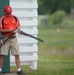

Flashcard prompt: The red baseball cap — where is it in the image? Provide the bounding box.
[4,6,12,14]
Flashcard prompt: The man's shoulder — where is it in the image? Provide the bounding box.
[0,16,5,20]
[12,14,18,18]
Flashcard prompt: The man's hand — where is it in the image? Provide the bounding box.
[0,28,14,33]
[8,28,14,32]
[17,30,21,34]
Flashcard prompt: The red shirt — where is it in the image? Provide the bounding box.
[0,14,20,36]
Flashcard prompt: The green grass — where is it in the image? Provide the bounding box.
[11,27,74,75]
[11,59,74,75]
[38,27,74,51]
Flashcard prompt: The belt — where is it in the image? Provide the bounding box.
[11,36,16,38]
[3,36,16,38]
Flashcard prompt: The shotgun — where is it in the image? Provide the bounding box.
[0,30,44,47]
[20,30,44,43]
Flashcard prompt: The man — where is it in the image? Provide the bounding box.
[0,6,24,75]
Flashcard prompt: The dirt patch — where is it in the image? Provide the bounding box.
[38,49,74,56]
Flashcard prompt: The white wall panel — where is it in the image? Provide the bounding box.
[10,3,38,9]
[10,0,38,70]
[20,19,38,26]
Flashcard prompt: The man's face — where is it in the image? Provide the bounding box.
[5,13,11,17]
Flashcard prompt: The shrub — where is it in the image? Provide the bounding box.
[48,10,67,26]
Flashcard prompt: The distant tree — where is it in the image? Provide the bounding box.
[38,0,73,15]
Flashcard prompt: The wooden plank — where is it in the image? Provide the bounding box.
[10,0,37,3]
[10,61,30,66]
[10,46,38,54]
[12,10,38,17]
[13,8,37,12]
[10,3,38,9]
[16,29,38,34]
[20,27,38,30]
[17,34,37,37]
[10,55,38,62]
[19,17,37,20]
[17,37,38,44]
[10,45,38,55]
[20,19,38,26]
[19,46,38,52]
[18,43,37,47]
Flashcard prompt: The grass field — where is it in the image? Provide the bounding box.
[38,27,74,51]
[11,27,74,75]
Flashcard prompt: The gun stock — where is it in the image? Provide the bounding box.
[20,30,44,43]
[0,32,15,47]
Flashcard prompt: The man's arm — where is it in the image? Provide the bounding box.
[0,28,14,33]
[16,26,21,34]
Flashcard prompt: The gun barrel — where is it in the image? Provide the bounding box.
[20,30,44,42]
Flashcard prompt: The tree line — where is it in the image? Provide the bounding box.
[38,0,74,15]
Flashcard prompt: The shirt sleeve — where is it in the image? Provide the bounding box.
[17,19,20,27]
[0,18,2,30]
[14,15,21,27]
